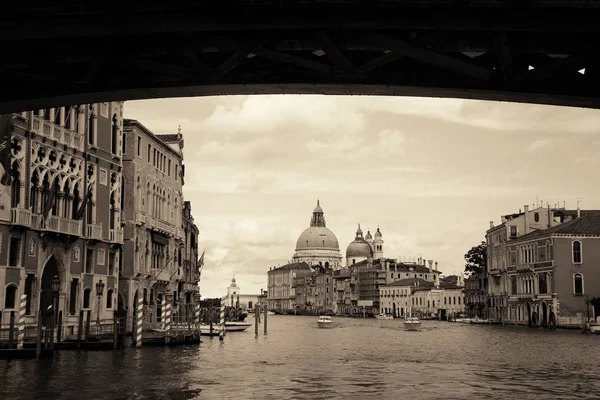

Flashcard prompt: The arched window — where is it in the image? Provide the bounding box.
[111,114,118,155]
[83,287,91,308]
[106,289,113,308]
[534,212,539,222]
[10,161,20,208]
[574,273,584,296]
[572,241,582,263]
[109,192,116,229]
[4,285,17,309]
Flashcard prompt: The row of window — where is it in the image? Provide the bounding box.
[136,136,179,179]
[2,283,114,312]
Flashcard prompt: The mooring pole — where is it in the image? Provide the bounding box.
[263,304,268,335]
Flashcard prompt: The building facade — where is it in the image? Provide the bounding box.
[0,104,125,336]
[292,265,334,314]
[503,213,600,328]
[267,262,312,311]
[119,119,197,330]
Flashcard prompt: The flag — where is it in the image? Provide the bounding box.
[42,178,58,220]
[75,184,93,220]
[197,249,205,273]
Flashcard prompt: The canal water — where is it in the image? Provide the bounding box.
[1,315,600,400]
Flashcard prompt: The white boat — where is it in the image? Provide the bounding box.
[199,321,252,336]
[454,318,473,324]
[589,323,600,334]
[403,317,421,331]
[471,317,489,324]
[375,313,394,320]
[317,315,334,329]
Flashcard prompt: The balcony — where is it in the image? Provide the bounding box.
[11,208,31,227]
[109,229,124,244]
[32,117,84,151]
[134,212,146,225]
[86,224,103,240]
[45,215,81,236]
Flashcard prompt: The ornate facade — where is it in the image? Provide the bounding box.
[0,103,125,334]
[120,119,198,330]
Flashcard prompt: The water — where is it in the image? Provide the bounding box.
[1,315,600,400]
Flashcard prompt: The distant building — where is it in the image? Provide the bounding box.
[503,212,600,327]
[225,276,260,312]
[292,265,334,314]
[464,275,485,317]
[266,262,312,311]
[345,224,384,266]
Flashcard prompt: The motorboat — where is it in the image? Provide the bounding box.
[199,321,252,336]
[404,317,421,331]
[317,315,334,329]
[471,317,489,325]
[375,313,394,320]
[454,318,473,324]
[589,322,600,334]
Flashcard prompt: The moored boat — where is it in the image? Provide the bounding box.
[317,315,334,329]
[375,313,394,320]
[199,321,252,336]
[589,323,600,334]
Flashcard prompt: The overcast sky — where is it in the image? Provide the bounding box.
[124,95,600,298]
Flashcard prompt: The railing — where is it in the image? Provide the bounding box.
[30,116,84,151]
[86,224,103,240]
[11,207,32,227]
[109,229,124,243]
[46,215,82,236]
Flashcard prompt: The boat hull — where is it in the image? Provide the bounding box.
[590,324,600,334]
[317,321,334,329]
[403,321,421,331]
[199,322,252,335]
[375,315,394,320]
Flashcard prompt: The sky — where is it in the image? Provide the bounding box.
[124,95,600,298]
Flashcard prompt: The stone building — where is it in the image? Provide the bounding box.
[266,262,311,311]
[503,212,600,327]
[0,103,125,335]
[119,119,197,330]
[345,224,385,266]
[464,275,486,317]
[224,276,261,311]
[292,265,334,314]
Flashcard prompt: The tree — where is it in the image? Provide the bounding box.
[464,241,487,276]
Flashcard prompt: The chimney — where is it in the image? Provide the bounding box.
[435,273,440,288]
[435,261,438,271]
[428,259,433,274]
[524,205,529,234]
[489,221,494,229]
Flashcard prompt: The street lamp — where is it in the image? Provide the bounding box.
[96,279,105,325]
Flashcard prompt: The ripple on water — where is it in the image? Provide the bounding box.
[1,316,600,400]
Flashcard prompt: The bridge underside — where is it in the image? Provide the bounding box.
[1,1,600,112]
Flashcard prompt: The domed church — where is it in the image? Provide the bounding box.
[291,200,343,269]
[345,224,384,266]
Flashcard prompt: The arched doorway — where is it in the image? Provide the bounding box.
[156,293,163,327]
[40,257,61,327]
[526,302,532,327]
[541,302,548,327]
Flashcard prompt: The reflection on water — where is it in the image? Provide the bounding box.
[1,316,600,399]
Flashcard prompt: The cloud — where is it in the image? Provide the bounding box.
[527,139,553,153]
[123,95,600,298]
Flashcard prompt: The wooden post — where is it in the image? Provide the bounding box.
[77,310,84,349]
[85,310,91,341]
[17,294,27,349]
[161,297,166,330]
[113,311,118,349]
[136,294,143,348]
[57,311,63,343]
[36,310,43,358]
[209,308,213,336]
[8,311,15,348]
[263,304,268,335]
[254,307,259,336]
[49,318,55,350]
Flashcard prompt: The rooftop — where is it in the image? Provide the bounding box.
[516,213,600,242]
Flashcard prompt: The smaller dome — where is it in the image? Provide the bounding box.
[346,239,373,258]
[365,230,373,241]
[314,199,323,213]
[374,226,382,239]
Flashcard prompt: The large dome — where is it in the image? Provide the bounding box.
[296,226,340,250]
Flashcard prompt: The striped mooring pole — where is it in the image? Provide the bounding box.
[219,297,226,341]
[161,298,166,330]
[164,298,172,343]
[194,303,201,336]
[17,294,27,349]
[136,295,143,348]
